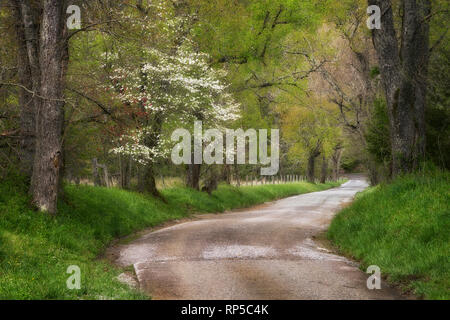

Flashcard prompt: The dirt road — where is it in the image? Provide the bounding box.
[111,177,407,299]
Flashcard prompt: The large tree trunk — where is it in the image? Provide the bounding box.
[30,0,67,214]
[369,0,430,176]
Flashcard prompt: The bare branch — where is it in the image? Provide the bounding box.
[66,20,119,40]
[0,82,65,101]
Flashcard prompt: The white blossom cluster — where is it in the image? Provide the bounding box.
[110,129,169,165]
[105,11,240,165]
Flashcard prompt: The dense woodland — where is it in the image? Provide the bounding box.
[0,0,448,215]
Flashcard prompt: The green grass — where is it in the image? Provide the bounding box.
[328,169,450,299]
[0,174,341,299]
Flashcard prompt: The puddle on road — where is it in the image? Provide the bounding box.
[200,238,357,265]
[202,245,277,260]
[287,245,346,262]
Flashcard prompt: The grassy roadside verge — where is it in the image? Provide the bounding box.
[327,169,449,299]
[0,174,342,299]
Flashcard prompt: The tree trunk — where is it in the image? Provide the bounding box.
[120,155,131,189]
[92,158,101,186]
[221,164,231,185]
[331,147,343,181]
[234,164,240,187]
[12,2,35,177]
[138,110,163,197]
[142,163,160,197]
[18,0,41,102]
[201,166,219,195]
[30,0,67,214]
[137,165,146,192]
[100,164,110,188]
[307,154,316,183]
[186,163,201,190]
[137,163,160,197]
[369,0,430,176]
[320,155,328,183]
[367,159,380,186]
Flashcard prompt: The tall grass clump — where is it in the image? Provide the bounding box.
[328,168,449,299]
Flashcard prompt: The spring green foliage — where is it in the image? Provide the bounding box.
[283,97,342,164]
[190,0,327,141]
[0,173,341,299]
[328,168,450,299]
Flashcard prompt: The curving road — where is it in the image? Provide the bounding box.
[111,177,406,300]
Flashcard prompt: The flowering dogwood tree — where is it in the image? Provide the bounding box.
[94,1,241,195]
[102,5,240,195]
[107,42,240,164]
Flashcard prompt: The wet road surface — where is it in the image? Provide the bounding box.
[111,178,407,300]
